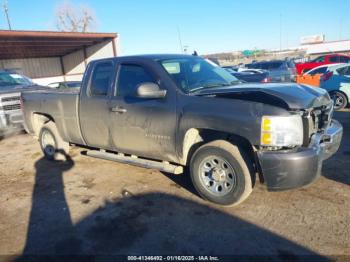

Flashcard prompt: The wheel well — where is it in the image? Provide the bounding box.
[181,128,255,166]
[329,90,349,101]
[32,113,54,137]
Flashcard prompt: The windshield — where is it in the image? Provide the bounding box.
[311,56,325,63]
[0,72,33,87]
[158,57,239,93]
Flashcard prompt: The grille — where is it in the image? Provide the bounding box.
[312,103,334,131]
[3,104,21,111]
[1,96,20,103]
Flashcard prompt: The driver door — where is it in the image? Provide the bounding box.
[108,61,177,162]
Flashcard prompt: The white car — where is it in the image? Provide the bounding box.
[319,63,350,110]
[304,63,345,76]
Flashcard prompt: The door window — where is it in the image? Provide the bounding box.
[339,66,350,76]
[308,67,327,75]
[90,62,114,96]
[117,64,155,97]
[344,66,350,76]
[339,56,350,63]
[313,56,325,63]
[329,56,339,63]
[345,67,350,76]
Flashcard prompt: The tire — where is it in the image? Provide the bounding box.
[39,122,69,160]
[330,91,348,110]
[190,140,255,206]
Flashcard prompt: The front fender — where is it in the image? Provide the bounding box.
[176,94,290,163]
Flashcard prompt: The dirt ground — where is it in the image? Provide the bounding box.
[0,110,349,259]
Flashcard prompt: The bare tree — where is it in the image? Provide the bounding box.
[55,1,96,32]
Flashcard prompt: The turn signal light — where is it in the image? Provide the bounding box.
[261,133,272,145]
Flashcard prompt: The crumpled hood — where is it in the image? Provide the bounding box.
[192,83,331,110]
[0,84,49,95]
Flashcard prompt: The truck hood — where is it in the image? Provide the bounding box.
[0,84,49,95]
[192,83,331,110]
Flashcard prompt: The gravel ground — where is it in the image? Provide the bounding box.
[0,110,349,260]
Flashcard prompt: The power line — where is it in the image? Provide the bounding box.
[279,13,282,51]
[177,26,183,53]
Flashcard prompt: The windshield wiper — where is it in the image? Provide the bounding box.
[230,80,242,85]
[189,81,240,93]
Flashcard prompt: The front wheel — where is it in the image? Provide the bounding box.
[39,122,69,160]
[330,91,348,110]
[190,140,255,206]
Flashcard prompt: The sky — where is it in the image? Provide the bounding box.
[1,0,349,55]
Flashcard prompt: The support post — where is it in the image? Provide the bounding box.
[111,38,117,57]
[60,56,66,82]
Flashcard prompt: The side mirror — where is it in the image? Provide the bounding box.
[136,82,167,99]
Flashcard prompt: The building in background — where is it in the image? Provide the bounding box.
[301,40,350,56]
[0,30,118,85]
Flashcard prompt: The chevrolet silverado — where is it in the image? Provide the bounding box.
[21,55,343,206]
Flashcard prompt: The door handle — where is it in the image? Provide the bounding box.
[110,106,127,113]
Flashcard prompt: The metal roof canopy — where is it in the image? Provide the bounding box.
[0,30,117,59]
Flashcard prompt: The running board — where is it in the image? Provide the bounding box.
[85,150,183,175]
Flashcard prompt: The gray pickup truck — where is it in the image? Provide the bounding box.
[22,54,343,206]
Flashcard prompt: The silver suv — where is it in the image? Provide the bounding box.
[246,60,296,82]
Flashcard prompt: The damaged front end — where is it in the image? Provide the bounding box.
[193,83,343,191]
[257,101,343,191]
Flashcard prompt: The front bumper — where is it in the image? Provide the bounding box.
[257,120,343,191]
[0,110,24,134]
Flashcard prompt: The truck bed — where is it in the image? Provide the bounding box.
[22,89,83,145]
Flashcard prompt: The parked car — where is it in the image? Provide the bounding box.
[224,67,271,83]
[48,81,82,89]
[0,70,47,137]
[22,54,342,206]
[296,54,350,75]
[319,63,350,110]
[222,66,238,72]
[304,63,344,76]
[296,64,345,87]
[245,60,296,82]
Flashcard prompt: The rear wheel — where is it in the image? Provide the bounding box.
[190,140,255,206]
[330,91,348,110]
[39,122,69,160]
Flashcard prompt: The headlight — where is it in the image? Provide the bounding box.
[261,115,303,147]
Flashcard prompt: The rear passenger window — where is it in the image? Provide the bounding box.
[329,56,339,63]
[309,67,327,75]
[117,64,155,97]
[339,56,350,63]
[269,62,283,69]
[90,62,114,96]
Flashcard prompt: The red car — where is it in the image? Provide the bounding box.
[296,54,350,75]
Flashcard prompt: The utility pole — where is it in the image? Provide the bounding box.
[177,26,184,54]
[339,18,343,40]
[3,0,12,30]
[279,13,282,51]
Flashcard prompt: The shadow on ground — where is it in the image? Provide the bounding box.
[322,111,350,186]
[0,130,24,142]
[12,152,330,260]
